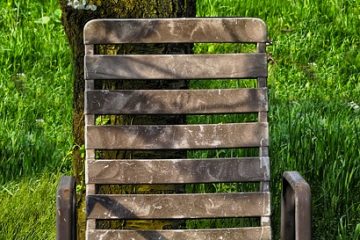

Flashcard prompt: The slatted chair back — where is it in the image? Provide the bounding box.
[83,18,271,240]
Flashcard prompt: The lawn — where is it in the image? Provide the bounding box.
[0,0,359,239]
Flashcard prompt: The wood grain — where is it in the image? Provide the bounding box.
[86,157,270,184]
[84,18,267,44]
[87,227,271,240]
[84,54,267,80]
[86,123,269,150]
[85,88,268,115]
[87,192,270,219]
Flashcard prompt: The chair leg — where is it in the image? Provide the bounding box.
[281,171,311,240]
[56,176,77,240]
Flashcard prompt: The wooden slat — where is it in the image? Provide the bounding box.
[84,54,267,80]
[83,18,267,44]
[87,192,270,219]
[87,227,271,240]
[85,88,268,115]
[85,123,269,150]
[86,157,270,184]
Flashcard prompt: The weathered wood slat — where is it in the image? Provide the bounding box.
[87,192,270,219]
[85,88,268,115]
[86,157,270,184]
[83,18,267,44]
[84,54,267,80]
[87,227,272,240]
[85,123,269,150]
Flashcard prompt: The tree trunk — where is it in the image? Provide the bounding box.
[59,0,196,238]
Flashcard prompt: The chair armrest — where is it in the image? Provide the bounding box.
[56,176,77,240]
[281,171,311,240]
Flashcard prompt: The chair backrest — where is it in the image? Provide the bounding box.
[84,18,271,240]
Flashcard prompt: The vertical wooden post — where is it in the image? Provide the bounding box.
[84,45,96,239]
[257,42,271,228]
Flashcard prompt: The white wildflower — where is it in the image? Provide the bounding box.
[348,101,359,112]
[67,0,97,11]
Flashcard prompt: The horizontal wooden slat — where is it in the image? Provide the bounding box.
[85,88,268,115]
[85,123,268,150]
[86,157,270,184]
[83,18,267,44]
[87,192,270,219]
[87,227,271,240]
[84,54,267,80]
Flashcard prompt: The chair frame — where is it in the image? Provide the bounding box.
[56,17,311,240]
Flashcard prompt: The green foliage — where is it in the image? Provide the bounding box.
[0,1,71,238]
[0,0,359,239]
[195,0,360,239]
[0,174,60,240]
[0,0,72,182]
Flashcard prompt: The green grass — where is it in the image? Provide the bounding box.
[0,0,72,182]
[0,1,72,238]
[195,0,360,239]
[0,0,359,239]
[0,174,60,240]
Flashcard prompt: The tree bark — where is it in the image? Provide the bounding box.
[59,0,195,238]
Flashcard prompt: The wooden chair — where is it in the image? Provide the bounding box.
[56,18,311,240]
